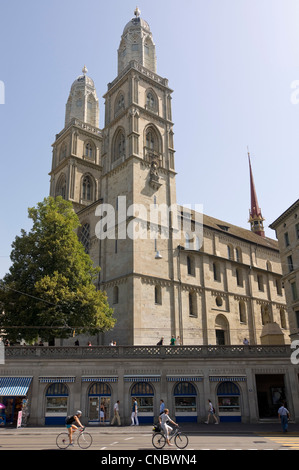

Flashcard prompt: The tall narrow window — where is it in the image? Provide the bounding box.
[288,255,294,272]
[113,286,119,304]
[154,285,162,305]
[85,142,93,158]
[257,274,264,292]
[146,130,155,150]
[113,130,126,162]
[82,176,92,200]
[79,223,90,253]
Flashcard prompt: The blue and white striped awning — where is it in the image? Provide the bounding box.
[167,376,203,382]
[0,377,33,396]
[82,377,118,383]
[210,376,247,382]
[39,377,76,383]
[124,375,161,382]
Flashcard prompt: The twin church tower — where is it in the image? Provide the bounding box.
[49,9,280,347]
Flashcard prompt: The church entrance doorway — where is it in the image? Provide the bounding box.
[255,374,286,419]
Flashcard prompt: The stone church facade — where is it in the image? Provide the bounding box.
[49,9,288,348]
[1,9,299,428]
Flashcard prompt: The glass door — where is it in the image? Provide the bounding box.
[89,396,99,421]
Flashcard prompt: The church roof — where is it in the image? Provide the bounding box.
[202,213,278,250]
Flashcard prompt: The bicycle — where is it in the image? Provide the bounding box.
[56,426,93,449]
[152,425,188,449]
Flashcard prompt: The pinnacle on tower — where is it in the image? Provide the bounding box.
[248,150,265,237]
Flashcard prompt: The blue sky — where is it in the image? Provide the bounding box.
[1,0,299,278]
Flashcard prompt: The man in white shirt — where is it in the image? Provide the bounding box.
[111,400,121,426]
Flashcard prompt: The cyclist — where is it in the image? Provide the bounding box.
[159,408,178,446]
[65,411,84,446]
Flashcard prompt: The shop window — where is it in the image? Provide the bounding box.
[173,382,197,422]
[217,381,241,422]
[45,383,69,425]
[131,382,154,423]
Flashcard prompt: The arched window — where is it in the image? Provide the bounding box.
[45,383,69,425]
[154,285,162,305]
[85,142,93,158]
[236,268,243,287]
[239,301,246,323]
[213,262,221,282]
[56,174,67,199]
[146,129,155,150]
[113,286,119,304]
[173,382,197,422]
[59,142,67,161]
[189,292,197,317]
[131,382,154,423]
[113,130,126,162]
[79,223,90,253]
[217,381,241,422]
[82,175,92,201]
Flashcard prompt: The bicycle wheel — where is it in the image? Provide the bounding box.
[56,432,70,449]
[174,432,188,449]
[77,431,93,449]
[152,432,166,449]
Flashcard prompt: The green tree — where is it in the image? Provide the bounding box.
[0,196,115,343]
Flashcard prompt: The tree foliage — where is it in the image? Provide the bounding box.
[0,196,115,343]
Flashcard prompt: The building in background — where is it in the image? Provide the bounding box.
[270,199,299,341]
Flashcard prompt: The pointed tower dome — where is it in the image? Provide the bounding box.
[118,7,157,75]
[248,150,265,237]
[65,66,99,128]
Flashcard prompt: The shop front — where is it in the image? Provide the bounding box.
[87,381,112,424]
[216,380,242,422]
[172,381,198,422]
[0,376,32,426]
[125,376,160,424]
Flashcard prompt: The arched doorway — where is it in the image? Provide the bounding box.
[130,382,154,423]
[173,382,197,422]
[215,314,230,345]
[88,382,111,424]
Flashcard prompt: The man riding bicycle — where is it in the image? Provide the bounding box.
[65,411,84,446]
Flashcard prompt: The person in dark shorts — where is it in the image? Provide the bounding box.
[65,411,84,445]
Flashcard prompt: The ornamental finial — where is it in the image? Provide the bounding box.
[82,65,88,75]
[134,6,141,17]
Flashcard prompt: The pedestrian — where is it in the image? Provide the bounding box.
[205,399,219,424]
[100,403,105,423]
[278,401,290,433]
[157,337,164,345]
[243,338,249,345]
[159,399,165,415]
[159,409,178,446]
[170,335,176,345]
[176,336,181,345]
[131,397,139,426]
[111,400,121,426]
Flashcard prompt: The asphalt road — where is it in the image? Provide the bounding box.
[1,426,299,452]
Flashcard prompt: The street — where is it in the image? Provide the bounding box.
[1,425,299,452]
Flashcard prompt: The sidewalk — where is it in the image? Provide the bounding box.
[2,421,299,435]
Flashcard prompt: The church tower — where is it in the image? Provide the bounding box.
[49,66,103,215]
[248,151,265,237]
[98,7,177,345]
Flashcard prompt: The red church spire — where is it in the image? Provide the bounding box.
[248,150,265,237]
